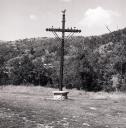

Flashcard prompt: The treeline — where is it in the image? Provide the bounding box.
[0,28,126,91]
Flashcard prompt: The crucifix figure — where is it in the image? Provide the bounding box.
[46,10,81,91]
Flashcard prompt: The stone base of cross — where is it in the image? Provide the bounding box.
[52,91,69,100]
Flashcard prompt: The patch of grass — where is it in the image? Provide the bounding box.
[0,85,126,128]
[0,85,55,96]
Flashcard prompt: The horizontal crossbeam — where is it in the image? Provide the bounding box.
[46,28,81,33]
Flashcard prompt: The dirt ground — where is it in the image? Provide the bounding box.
[0,86,126,128]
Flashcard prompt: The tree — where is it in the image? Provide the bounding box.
[7,55,34,85]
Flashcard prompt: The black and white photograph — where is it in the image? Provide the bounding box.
[0,0,126,127]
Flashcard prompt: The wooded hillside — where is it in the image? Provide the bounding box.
[0,28,126,91]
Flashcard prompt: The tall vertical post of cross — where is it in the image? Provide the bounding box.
[46,10,81,91]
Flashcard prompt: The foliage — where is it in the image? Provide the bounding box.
[0,28,126,92]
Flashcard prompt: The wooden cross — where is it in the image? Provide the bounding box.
[46,10,81,91]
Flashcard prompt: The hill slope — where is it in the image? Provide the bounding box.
[0,27,126,91]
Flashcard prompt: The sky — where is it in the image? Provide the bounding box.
[0,0,126,41]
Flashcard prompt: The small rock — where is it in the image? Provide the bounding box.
[22,117,27,120]
[83,123,90,126]
[63,117,67,120]
[89,107,97,110]
[36,123,45,128]
[63,122,69,126]
[45,126,54,128]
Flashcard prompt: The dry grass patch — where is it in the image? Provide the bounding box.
[1,85,126,100]
[87,91,126,101]
[0,85,55,96]
[0,85,126,128]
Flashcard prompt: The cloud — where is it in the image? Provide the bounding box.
[60,0,72,2]
[79,7,120,27]
[29,14,38,21]
[78,6,120,35]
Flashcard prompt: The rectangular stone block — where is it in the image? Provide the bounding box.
[52,91,69,100]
